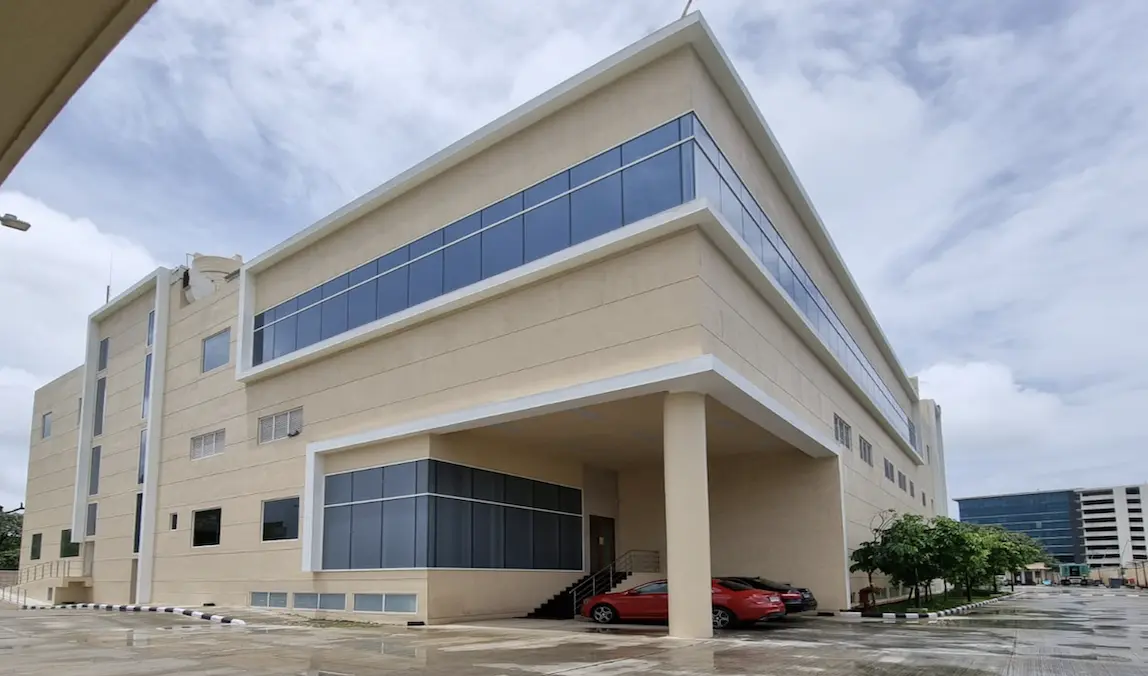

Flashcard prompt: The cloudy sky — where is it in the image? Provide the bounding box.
[1,0,1144,515]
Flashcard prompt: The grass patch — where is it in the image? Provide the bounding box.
[872,590,1004,614]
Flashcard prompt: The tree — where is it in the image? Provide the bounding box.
[985,528,1052,591]
[0,507,22,570]
[850,541,881,589]
[876,514,934,606]
[931,517,989,602]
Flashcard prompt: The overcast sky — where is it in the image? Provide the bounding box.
[1,0,1145,515]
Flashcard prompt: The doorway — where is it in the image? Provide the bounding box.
[589,515,616,572]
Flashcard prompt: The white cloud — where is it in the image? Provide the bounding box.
[2,0,1146,516]
[0,191,160,508]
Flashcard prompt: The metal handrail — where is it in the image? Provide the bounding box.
[571,549,661,613]
[14,558,85,585]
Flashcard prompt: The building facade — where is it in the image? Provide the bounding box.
[12,14,947,638]
[957,490,1085,563]
[958,485,1148,569]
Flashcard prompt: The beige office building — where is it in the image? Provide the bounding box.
[12,14,947,638]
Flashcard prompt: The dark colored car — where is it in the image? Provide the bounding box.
[580,578,785,629]
[722,577,818,614]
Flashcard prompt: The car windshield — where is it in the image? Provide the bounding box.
[717,578,755,591]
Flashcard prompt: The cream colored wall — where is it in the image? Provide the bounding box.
[88,290,155,603]
[245,231,709,456]
[255,48,697,310]
[685,51,913,416]
[708,451,849,611]
[425,434,584,622]
[19,367,83,579]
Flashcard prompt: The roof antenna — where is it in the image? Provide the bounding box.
[680,0,695,19]
[106,250,113,303]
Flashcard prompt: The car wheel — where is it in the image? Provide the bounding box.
[712,606,735,630]
[590,604,617,624]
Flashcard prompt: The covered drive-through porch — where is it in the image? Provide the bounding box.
[302,355,850,638]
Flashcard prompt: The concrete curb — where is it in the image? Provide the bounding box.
[20,603,246,625]
[817,592,1016,621]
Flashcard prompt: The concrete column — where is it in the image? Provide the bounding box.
[663,391,712,639]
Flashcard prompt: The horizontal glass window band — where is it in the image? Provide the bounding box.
[324,493,582,517]
[324,459,582,515]
[690,127,914,449]
[253,114,695,365]
[321,495,582,571]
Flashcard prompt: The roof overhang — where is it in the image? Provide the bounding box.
[0,0,155,186]
[242,11,918,400]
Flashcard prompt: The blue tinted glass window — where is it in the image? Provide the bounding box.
[621,120,679,164]
[254,312,265,330]
[408,251,443,306]
[681,142,695,202]
[382,498,417,568]
[777,260,797,297]
[352,467,384,502]
[482,215,523,278]
[444,216,481,293]
[694,121,720,167]
[742,221,766,262]
[297,287,322,311]
[377,246,409,273]
[262,307,276,324]
[320,291,349,340]
[719,178,744,234]
[347,279,377,329]
[483,193,523,227]
[622,147,682,225]
[524,196,570,262]
[694,144,722,208]
[570,172,622,245]
[570,147,621,188]
[322,505,351,570]
[524,172,569,209]
[257,325,274,365]
[679,114,695,139]
[377,266,409,318]
[276,296,298,318]
[325,473,353,504]
[410,230,442,257]
[350,502,382,569]
[272,315,296,359]
[252,328,266,364]
[322,274,349,299]
[349,259,377,285]
[296,305,322,349]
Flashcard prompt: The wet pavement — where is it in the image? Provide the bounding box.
[0,587,1145,674]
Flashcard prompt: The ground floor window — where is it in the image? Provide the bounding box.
[321,459,583,571]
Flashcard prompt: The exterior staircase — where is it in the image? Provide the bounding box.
[526,549,660,620]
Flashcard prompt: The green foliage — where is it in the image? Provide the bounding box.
[0,510,21,570]
[851,512,1056,605]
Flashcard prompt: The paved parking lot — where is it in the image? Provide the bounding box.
[1,588,1146,675]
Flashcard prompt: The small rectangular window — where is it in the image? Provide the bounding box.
[133,493,143,553]
[922,491,927,507]
[93,377,106,437]
[201,328,231,372]
[86,503,98,536]
[858,437,873,466]
[190,430,226,460]
[192,508,222,547]
[354,593,384,612]
[898,471,907,491]
[262,497,300,541]
[30,533,42,560]
[88,446,101,495]
[78,397,82,424]
[909,481,915,497]
[258,407,303,443]
[147,309,156,347]
[833,414,852,449]
[318,593,346,610]
[41,412,52,438]
[138,430,147,484]
[141,352,152,418]
[250,592,288,608]
[294,593,318,609]
[384,593,418,613]
[884,459,895,482]
[97,337,109,371]
[170,513,178,530]
[59,529,79,558]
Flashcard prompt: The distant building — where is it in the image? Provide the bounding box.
[958,485,1148,568]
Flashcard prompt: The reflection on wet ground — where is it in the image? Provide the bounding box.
[1,587,1147,675]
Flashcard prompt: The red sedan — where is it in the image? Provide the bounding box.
[580,578,785,629]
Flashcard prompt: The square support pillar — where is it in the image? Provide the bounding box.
[663,391,713,638]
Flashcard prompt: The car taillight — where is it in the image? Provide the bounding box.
[781,592,801,599]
